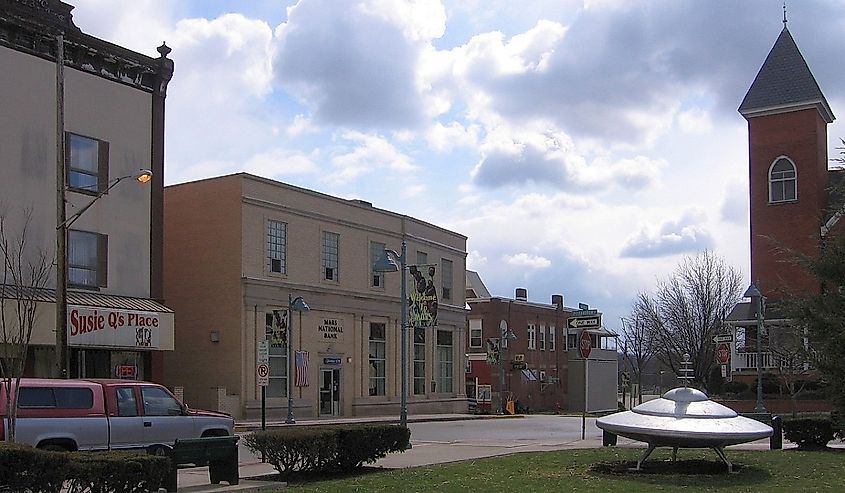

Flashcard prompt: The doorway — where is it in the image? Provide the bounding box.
[319,368,341,416]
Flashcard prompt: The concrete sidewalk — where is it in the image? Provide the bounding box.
[177,413,791,492]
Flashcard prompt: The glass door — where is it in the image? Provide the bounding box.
[319,368,341,416]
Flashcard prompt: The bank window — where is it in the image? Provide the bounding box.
[141,387,182,416]
[68,230,107,288]
[67,132,108,194]
[371,241,385,288]
[369,322,386,396]
[267,220,287,274]
[769,157,796,203]
[469,319,482,348]
[539,325,546,351]
[417,251,428,265]
[266,312,288,398]
[528,324,536,350]
[436,330,453,393]
[322,231,339,281]
[441,259,453,301]
[549,325,556,351]
[414,327,426,395]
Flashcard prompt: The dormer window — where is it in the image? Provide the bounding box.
[769,157,796,203]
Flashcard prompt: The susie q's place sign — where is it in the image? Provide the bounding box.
[68,306,163,349]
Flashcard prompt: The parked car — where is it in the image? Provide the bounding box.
[0,378,234,453]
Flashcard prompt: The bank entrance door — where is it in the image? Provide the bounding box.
[319,368,341,416]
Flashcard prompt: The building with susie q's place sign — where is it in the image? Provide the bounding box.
[162,173,468,420]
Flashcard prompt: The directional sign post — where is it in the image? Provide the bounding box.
[712,333,734,344]
[568,315,602,330]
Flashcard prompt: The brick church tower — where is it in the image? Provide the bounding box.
[738,23,835,299]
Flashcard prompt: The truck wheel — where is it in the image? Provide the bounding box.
[39,443,70,452]
[148,445,170,457]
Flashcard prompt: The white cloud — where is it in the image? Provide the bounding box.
[329,131,417,182]
[504,253,552,269]
[620,209,714,258]
[678,107,713,134]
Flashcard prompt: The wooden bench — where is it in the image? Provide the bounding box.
[163,436,240,492]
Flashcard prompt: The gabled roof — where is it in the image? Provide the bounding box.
[465,270,491,299]
[739,27,834,123]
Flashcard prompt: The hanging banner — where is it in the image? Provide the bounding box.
[408,265,438,327]
[269,309,288,348]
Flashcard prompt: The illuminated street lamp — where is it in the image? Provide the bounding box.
[286,294,310,424]
[743,282,768,414]
[55,169,153,378]
[373,240,409,427]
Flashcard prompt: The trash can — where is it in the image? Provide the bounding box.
[770,415,782,450]
[603,430,617,447]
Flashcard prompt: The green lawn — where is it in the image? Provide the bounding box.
[277,447,845,492]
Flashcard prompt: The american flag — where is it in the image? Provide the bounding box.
[294,350,309,387]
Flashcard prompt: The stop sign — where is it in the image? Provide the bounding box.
[579,330,592,359]
[717,343,730,365]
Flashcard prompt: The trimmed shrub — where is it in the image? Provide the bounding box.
[782,416,837,450]
[244,424,410,477]
[65,451,170,493]
[0,442,69,492]
[723,380,749,395]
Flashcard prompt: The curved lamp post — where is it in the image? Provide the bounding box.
[743,282,768,414]
[373,240,408,427]
[55,169,153,378]
[286,294,310,424]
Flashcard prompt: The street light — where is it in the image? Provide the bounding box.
[498,321,516,415]
[286,294,310,424]
[55,169,153,378]
[743,282,768,414]
[373,240,408,427]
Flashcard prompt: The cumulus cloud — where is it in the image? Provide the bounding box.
[504,253,552,269]
[329,131,416,182]
[273,0,445,129]
[620,209,713,258]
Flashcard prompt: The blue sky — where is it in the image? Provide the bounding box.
[71,0,845,330]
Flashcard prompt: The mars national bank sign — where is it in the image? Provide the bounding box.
[68,305,174,350]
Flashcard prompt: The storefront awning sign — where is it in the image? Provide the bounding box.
[68,305,173,350]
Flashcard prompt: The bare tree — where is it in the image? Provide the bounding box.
[0,208,52,442]
[622,293,659,405]
[767,324,813,417]
[638,251,743,393]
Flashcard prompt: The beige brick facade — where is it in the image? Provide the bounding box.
[163,173,468,419]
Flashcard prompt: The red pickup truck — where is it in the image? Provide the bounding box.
[0,378,234,453]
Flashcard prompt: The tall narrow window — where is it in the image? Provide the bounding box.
[539,325,546,351]
[549,325,556,351]
[436,330,453,393]
[265,312,288,398]
[67,133,108,193]
[416,251,428,266]
[441,258,453,301]
[528,324,536,350]
[369,322,386,396]
[469,319,482,348]
[267,220,287,274]
[413,327,426,395]
[322,231,339,281]
[371,241,385,288]
[68,230,107,288]
[769,157,797,203]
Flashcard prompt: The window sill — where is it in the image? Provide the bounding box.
[768,199,798,206]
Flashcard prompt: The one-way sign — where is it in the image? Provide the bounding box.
[712,334,734,343]
[567,316,601,329]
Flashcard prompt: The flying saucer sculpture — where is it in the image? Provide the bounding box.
[596,386,772,472]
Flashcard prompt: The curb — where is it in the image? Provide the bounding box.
[235,413,524,433]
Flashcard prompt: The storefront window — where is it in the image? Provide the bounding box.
[369,322,386,396]
[436,330,453,393]
[413,327,426,395]
[266,312,288,398]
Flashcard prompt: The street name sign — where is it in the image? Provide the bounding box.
[712,334,734,343]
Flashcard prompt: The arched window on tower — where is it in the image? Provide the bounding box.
[769,157,797,203]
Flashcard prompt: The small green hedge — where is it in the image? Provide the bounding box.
[0,443,170,492]
[782,416,837,450]
[244,424,410,477]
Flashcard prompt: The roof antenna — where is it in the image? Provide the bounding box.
[783,1,788,26]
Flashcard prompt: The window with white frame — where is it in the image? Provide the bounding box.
[539,325,546,351]
[549,325,555,351]
[322,231,339,281]
[370,241,385,288]
[265,312,288,398]
[266,220,286,274]
[769,157,797,203]
[369,322,386,396]
[528,324,536,350]
[441,258,453,301]
[436,330,453,393]
[469,319,482,348]
[68,230,107,288]
[67,132,107,193]
[413,327,426,395]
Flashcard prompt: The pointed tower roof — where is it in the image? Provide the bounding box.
[739,27,834,123]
